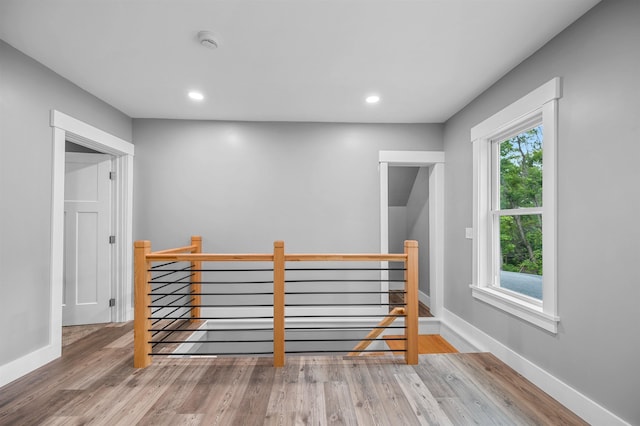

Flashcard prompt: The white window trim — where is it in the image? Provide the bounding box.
[470,78,561,333]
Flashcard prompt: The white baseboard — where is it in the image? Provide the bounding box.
[441,308,630,426]
[438,320,479,353]
[0,343,60,388]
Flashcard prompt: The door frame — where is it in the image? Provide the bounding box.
[50,110,134,349]
[379,151,445,317]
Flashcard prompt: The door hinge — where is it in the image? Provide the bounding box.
[109,171,116,180]
[109,235,116,244]
[109,298,116,307]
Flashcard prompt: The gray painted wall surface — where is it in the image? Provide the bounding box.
[388,206,408,287]
[388,206,407,256]
[442,1,640,423]
[133,120,443,255]
[388,166,419,207]
[406,167,429,296]
[0,40,132,365]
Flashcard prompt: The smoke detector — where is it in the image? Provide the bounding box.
[197,31,218,49]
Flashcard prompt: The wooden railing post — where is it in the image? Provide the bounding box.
[190,236,202,322]
[273,241,285,367]
[134,240,152,368]
[404,240,419,365]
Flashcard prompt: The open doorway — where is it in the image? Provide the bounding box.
[388,166,432,316]
[50,110,134,355]
[379,151,444,318]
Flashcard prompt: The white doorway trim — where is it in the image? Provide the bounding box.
[379,151,445,317]
[50,110,134,345]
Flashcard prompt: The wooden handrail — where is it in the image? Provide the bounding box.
[145,253,406,262]
[152,244,198,255]
[348,307,405,356]
[146,253,274,262]
[134,237,419,368]
[285,253,407,262]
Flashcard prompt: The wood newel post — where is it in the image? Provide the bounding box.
[273,241,285,367]
[404,240,419,365]
[134,240,152,368]
[190,236,202,322]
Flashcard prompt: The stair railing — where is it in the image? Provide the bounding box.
[134,237,418,368]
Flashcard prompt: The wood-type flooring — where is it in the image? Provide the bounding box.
[384,334,459,355]
[0,322,587,425]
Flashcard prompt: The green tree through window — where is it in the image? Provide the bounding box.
[497,125,543,296]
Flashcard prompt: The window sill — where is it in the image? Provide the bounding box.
[470,285,559,333]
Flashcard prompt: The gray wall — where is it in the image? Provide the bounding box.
[406,167,429,296]
[442,0,640,423]
[0,40,132,365]
[133,120,443,254]
[388,206,408,255]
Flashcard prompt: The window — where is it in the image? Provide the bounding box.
[470,78,560,333]
[495,124,543,300]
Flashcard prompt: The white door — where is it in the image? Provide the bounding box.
[63,153,112,325]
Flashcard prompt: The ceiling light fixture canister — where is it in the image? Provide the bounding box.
[197,31,218,49]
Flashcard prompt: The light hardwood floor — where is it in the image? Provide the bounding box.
[384,334,459,355]
[0,322,587,425]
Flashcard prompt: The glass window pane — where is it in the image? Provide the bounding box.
[498,214,542,300]
[499,125,543,209]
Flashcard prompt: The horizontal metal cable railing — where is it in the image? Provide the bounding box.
[134,236,418,368]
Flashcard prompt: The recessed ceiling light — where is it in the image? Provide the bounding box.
[366,95,380,104]
[188,91,204,101]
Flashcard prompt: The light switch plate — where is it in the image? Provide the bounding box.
[465,228,473,239]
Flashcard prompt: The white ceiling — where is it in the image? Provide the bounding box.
[0,0,599,123]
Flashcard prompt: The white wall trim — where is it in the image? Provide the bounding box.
[379,150,445,318]
[51,110,135,325]
[0,343,60,388]
[470,78,560,332]
[470,77,561,141]
[441,309,631,426]
[51,110,134,156]
[428,162,444,317]
[0,111,136,388]
[470,285,558,333]
[379,150,445,165]
[379,161,390,306]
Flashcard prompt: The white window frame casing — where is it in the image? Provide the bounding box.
[470,78,561,333]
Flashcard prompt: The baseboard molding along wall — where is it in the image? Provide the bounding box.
[441,308,630,426]
[0,344,60,388]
